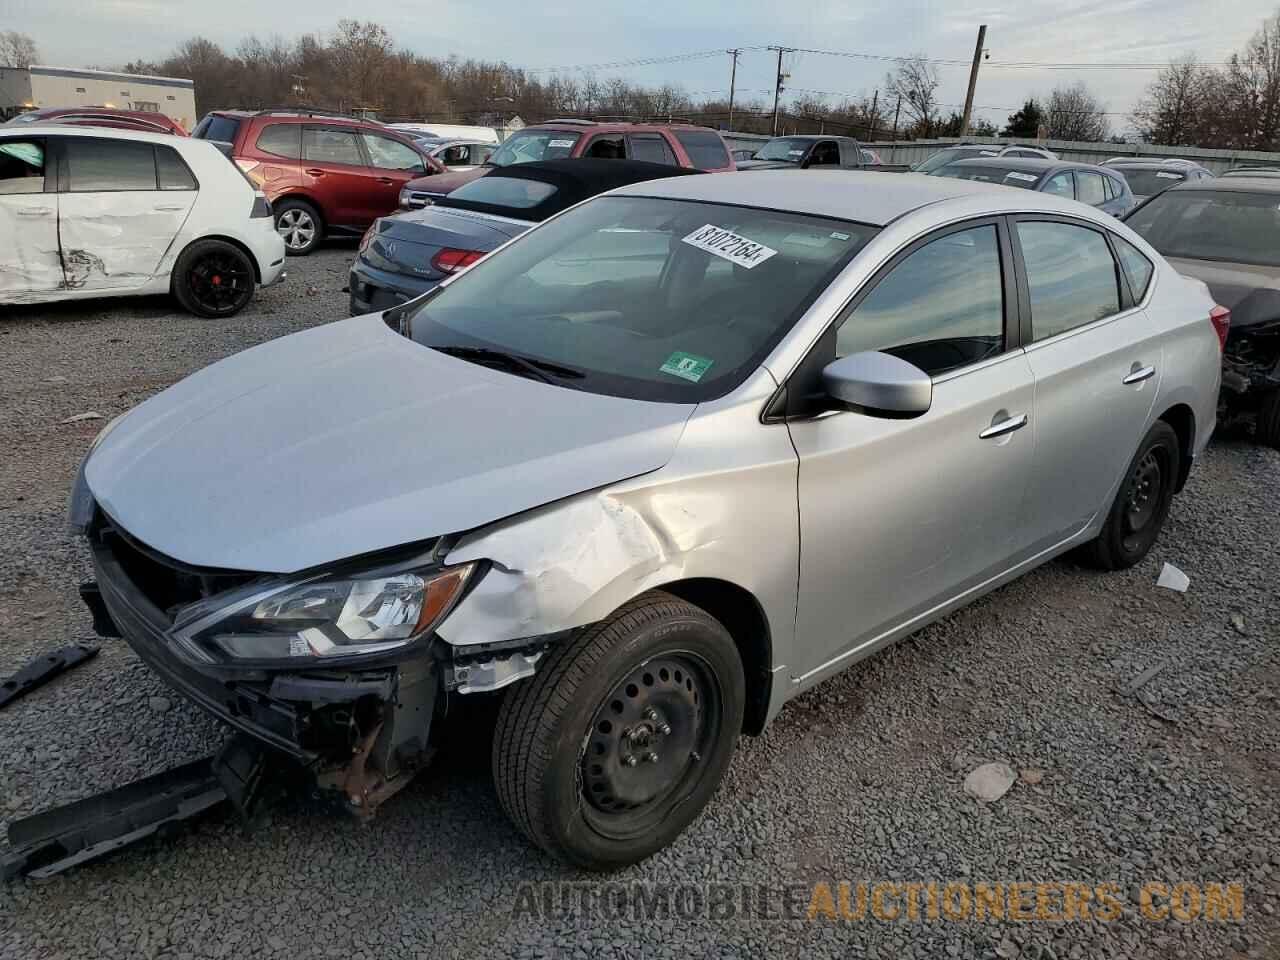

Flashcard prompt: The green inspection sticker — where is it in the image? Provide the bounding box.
[659,351,714,383]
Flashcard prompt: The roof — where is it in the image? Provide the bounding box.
[1106,158,1206,171]
[0,123,200,147]
[432,158,702,222]
[764,134,857,142]
[1168,176,1280,194]
[27,64,193,89]
[611,169,1087,226]
[527,120,716,135]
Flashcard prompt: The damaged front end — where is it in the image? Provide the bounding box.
[79,508,524,818]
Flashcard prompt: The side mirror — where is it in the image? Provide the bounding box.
[821,351,932,418]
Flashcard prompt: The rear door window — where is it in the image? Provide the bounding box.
[1042,172,1075,199]
[809,141,840,167]
[628,134,676,165]
[1113,235,1154,301]
[0,139,47,194]
[583,135,627,160]
[672,129,730,170]
[156,146,197,190]
[63,138,157,191]
[1076,171,1107,206]
[1017,221,1121,340]
[255,123,301,159]
[303,126,363,165]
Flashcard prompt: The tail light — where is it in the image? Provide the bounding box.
[431,248,485,275]
[1209,305,1231,351]
[234,158,260,175]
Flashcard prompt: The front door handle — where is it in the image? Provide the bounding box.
[979,413,1029,440]
[377,176,395,185]
[153,204,187,212]
[16,207,52,217]
[1123,365,1156,385]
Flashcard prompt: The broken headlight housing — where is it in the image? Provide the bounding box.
[172,558,475,664]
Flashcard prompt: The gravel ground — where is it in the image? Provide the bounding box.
[1,248,1278,959]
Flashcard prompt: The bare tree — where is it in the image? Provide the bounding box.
[0,31,39,68]
[1132,57,1205,144]
[886,57,941,137]
[1045,82,1110,141]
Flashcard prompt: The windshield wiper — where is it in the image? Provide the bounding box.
[433,345,585,384]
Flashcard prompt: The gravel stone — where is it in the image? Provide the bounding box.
[2,247,1279,959]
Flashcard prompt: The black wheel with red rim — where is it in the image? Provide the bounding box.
[172,240,256,318]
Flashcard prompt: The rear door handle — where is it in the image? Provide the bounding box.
[153,204,186,212]
[979,413,1029,440]
[16,207,52,217]
[377,177,395,185]
[1123,365,1156,385]
[305,168,326,177]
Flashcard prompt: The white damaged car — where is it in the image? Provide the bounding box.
[0,125,284,316]
[70,171,1222,869]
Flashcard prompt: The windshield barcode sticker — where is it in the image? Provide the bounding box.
[682,224,778,269]
[1156,171,1182,179]
[548,139,575,148]
[1005,171,1038,182]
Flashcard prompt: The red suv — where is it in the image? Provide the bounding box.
[193,109,441,255]
[398,119,736,209]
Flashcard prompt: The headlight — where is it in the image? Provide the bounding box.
[398,186,412,209]
[173,561,475,663]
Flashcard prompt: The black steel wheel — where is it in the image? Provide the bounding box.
[492,592,745,870]
[172,240,257,318]
[1079,420,1179,570]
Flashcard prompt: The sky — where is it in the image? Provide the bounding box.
[5,0,1278,135]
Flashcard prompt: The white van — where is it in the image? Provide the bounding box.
[388,122,499,144]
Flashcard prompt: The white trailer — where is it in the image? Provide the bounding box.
[0,66,196,130]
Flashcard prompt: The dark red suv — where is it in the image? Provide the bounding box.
[6,106,188,135]
[193,109,441,255]
[398,119,736,209]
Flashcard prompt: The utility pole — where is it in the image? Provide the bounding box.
[726,49,741,131]
[960,24,988,138]
[767,46,793,136]
[869,88,879,139]
[892,95,902,139]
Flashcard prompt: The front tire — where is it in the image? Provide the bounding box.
[1257,391,1280,449]
[171,239,256,318]
[274,199,323,256]
[492,592,745,871]
[1079,420,1179,570]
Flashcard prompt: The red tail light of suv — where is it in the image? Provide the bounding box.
[193,109,439,256]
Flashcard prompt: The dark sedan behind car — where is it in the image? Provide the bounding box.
[349,159,701,315]
[1102,159,1213,201]
[1125,176,1280,447]
[929,157,1135,217]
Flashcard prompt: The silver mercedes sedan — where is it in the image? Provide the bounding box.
[72,171,1222,870]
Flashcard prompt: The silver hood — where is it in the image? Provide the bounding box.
[85,314,695,573]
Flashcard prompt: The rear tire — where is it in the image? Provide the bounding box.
[171,239,256,318]
[274,199,323,256]
[1257,391,1280,449]
[1078,420,1179,571]
[492,591,744,871]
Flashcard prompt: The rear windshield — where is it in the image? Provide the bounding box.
[404,196,878,402]
[1126,190,1280,267]
[193,114,242,144]
[489,130,581,166]
[912,147,1000,174]
[673,129,730,170]
[1120,169,1185,196]
[754,138,812,163]
[445,176,557,210]
[934,163,1042,189]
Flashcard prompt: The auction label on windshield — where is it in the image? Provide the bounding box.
[660,351,714,382]
[682,224,778,269]
[1005,171,1038,182]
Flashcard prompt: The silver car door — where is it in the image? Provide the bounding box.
[0,136,61,298]
[786,219,1038,685]
[1012,217,1163,547]
[57,136,195,291]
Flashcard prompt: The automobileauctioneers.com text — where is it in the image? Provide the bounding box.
[513,880,1245,924]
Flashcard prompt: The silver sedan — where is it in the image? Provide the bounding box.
[73,171,1222,870]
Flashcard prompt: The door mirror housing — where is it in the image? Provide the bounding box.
[821,351,933,418]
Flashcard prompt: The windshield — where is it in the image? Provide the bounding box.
[912,147,1000,174]
[1121,169,1185,196]
[488,130,581,167]
[1126,190,1280,267]
[754,138,814,163]
[403,196,878,402]
[932,163,1042,189]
